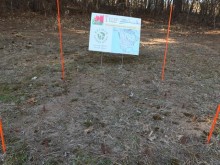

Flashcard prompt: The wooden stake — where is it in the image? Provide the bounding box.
[161,4,173,81]
[207,105,220,143]
[56,0,65,80]
[0,119,6,153]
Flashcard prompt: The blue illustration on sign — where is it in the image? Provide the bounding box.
[112,28,139,55]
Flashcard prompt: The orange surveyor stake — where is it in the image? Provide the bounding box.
[161,4,173,81]
[207,105,220,143]
[56,0,65,80]
[0,118,6,153]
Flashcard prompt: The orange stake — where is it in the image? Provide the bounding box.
[207,105,220,143]
[56,0,65,80]
[161,4,173,81]
[0,119,6,153]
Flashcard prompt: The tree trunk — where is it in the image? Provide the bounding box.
[0,0,5,13]
[173,0,182,18]
[158,0,164,14]
[96,0,99,10]
[126,0,129,7]
[189,0,195,14]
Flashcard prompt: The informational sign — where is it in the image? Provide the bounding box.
[89,13,141,55]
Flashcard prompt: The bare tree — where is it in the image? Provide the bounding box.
[173,0,182,19]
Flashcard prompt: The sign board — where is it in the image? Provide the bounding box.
[89,13,141,55]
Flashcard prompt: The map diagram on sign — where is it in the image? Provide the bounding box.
[112,28,139,54]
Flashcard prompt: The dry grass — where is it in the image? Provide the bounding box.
[0,13,220,164]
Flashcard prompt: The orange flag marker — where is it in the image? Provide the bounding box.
[56,0,65,80]
[207,105,220,143]
[161,4,173,81]
[0,119,6,153]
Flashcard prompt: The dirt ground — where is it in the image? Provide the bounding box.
[0,12,220,165]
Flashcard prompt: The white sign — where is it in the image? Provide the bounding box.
[89,13,141,55]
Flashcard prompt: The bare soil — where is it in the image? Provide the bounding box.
[0,13,220,165]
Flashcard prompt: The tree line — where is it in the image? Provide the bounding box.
[0,0,219,27]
